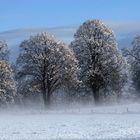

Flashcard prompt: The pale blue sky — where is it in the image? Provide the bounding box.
[0,0,140,32]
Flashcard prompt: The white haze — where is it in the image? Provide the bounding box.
[0,101,140,139]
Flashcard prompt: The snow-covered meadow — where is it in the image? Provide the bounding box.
[1,103,140,140]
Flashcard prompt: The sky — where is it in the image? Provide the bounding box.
[0,0,140,32]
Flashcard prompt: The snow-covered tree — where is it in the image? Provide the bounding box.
[70,20,127,103]
[0,40,9,61]
[0,41,16,107]
[0,61,16,106]
[129,36,140,94]
[16,32,79,108]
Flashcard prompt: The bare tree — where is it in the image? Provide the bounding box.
[70,20,127,103]
[16,32,79,108]
[128,36,140,94]
[0,40,9,61]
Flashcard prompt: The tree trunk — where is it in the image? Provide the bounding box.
[43,90,47,108]
[116,91,121,103]
[92,87,100,104]
[42,89,51,109]
[42,55,51,109]
[46,92,51,107]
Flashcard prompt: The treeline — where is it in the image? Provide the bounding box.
[0,20,139,109]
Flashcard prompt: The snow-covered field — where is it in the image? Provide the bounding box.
[1,103,140,140]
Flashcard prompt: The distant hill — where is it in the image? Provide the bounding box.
[0,24,140,63]
[117,31,140,48]
[0,27,77,62]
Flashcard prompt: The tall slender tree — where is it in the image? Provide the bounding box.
[0,41,16,106]
[129,36,140,94]
[0,40,9,61]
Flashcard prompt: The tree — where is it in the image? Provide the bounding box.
[0,61,16,106]
[70,20,127,103]
[0,40,9,61]
[16,32,79,108]
[0,41,16,107]
[129,36,140,94]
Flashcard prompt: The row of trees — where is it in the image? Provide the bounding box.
[0,20,139,108]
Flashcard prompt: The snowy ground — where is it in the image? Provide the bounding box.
[1,103,140,140]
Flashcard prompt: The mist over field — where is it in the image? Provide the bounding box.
[0,102,140,140]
